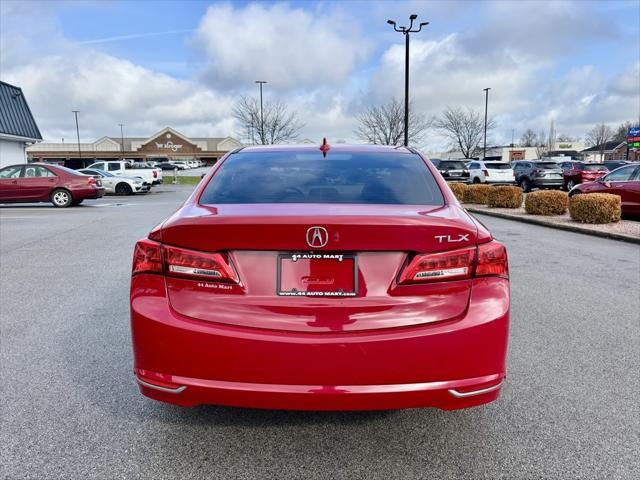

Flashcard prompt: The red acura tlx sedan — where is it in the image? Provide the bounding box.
[130,143,510,411]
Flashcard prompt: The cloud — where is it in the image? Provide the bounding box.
[192,2,372,90]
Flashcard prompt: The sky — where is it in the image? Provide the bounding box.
[1,0,638,152]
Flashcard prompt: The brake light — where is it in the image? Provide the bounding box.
[398,241,508,284]
[483,169,489,176]
[87,177,97,186]
[475,241,508,278]
[163,245,238,282]
[132,239,163,275]
[153,170,157,178]
[398,247,475,284]
[131,240,238,283]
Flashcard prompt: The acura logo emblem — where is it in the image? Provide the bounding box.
[306,226,328,248]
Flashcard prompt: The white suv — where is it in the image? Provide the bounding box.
[468,161,515,184]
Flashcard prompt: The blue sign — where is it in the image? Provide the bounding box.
[628,127,640,137]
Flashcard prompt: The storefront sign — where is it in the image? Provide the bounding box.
[154,141,183,152]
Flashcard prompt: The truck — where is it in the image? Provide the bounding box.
[86,160,162,185]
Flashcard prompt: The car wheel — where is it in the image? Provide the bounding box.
[520,178,531,192]
[71,199,83,206]
[115,182,133,196]
[473,177,481,184]
[566,179,575,191]
[51,189,73,208]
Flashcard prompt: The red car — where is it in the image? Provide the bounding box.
[570,163,640,216]
[131,144,510,411]
[0,163,104,207]
[561,162,608,190]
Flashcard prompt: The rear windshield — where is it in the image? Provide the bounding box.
[200,152,444,205]
[535,162,560,169]
[485,163,511,169]
[439,161,466,170]
[581,164,607,171]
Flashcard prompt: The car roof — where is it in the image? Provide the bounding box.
[238,144,414,154]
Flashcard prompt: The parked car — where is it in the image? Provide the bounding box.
[86,160,162,185]
[561,162,608,190]
[569,163,640,216]
[0,163,104,207]
[468,161,515,184]
[78,168,149,195]
[604,160,632,172]
[431,159,470,182]
[512,160,564,192]
[171,161,189,170]
[156,162,180,171]
[131,144,510,411]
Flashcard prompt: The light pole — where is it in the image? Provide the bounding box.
[387,14,428,147]
[255,80,267,144]
[72,110,82,163]
[483,88,491,160]
[119,123,125,160]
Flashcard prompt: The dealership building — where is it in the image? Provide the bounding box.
[26,127,242,169]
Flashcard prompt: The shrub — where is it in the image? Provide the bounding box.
[569,193,621,224]
[487,186,523,208]
[524,190,569,215]
[463,184,492,204]
[448,182,467,202]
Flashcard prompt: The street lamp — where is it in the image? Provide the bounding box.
[387,14,429,147]
[255,80,267,144]
[118,123,125,160]
[72,110,82,163]
[483,88,491,160]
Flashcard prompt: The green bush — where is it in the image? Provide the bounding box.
[524,190,569,215]
[569,193,621,224]
[463,184,492,204]
[448,182,467,202]
[487,186,523,208]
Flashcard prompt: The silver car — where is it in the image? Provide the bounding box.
[78,169,150,195]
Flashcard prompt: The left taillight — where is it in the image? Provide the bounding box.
[132,239,238,283]
[152,170,158,178]
[87,177,97,186]
[398,240,508,285]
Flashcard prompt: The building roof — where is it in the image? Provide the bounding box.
[0,81,42,141]
[581,141,624,153]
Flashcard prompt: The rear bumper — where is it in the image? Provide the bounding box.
[74,186,104,199]
[533,178,563,187]
[130,275,510,411]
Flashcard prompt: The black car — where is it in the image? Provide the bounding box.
[512,160,563,192]
[430,159,470,182]
[156,162,179,171]
[604,160,632,172]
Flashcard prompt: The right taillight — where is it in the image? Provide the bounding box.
[475,241,508,278]
[131,238,238,283]
[398,241,508,284]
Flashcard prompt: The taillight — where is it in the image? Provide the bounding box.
[132,239,163,275]
[163,245,238,282]
[398,241,508,284]
[132,239,238,282]
[398,247,475,284]
[475,241,508,278]
[482,169,489,176]
[153,170,157,178]
[87,177,97,186]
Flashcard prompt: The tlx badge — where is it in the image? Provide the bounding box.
[435,234,470,243]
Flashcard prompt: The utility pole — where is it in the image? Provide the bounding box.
[387,15,429,147]
[255,80,267,144]
[72,110,82,163]
[119,123,125,160]
[483,88,491,160]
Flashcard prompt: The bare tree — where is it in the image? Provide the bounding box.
[586,123,614,161]
[547,119,556,153]
[520,128,537,147]
[556,133,577,142]
[613,120,638,143]
[354,98,430,146]
[535,129,548,158]
[233,95,304,145]
[433,106,495,158]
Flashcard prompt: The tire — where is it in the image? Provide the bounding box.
[566,179,575,191]
[71,199,83,206]
[520,178,532,193]
[473,177,481,184]
[51,189,73,208]
[115,182,133,196]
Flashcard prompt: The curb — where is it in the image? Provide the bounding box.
[465,207,640,245]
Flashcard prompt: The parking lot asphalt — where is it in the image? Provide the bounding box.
[1,186,639,479]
